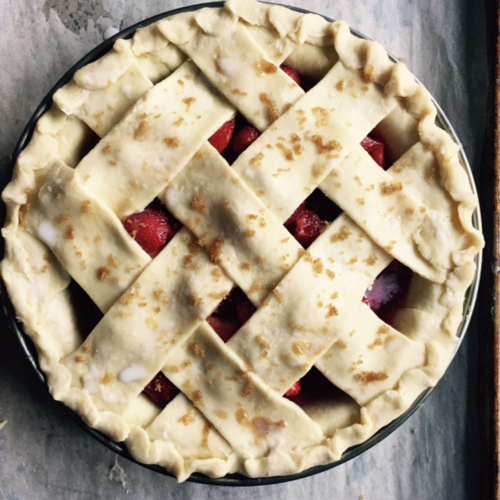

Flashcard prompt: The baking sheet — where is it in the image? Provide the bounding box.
[0,0,488,498]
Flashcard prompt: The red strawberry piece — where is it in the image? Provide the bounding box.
[229,124,261,155]
[143,372,179,408]
[284,201,307,227]
[123,206,178,258]
[207,287,255,340]
[361,136,386,168]
[287,209,324,248]
[280,65,302,88]
[363,260,412,323]
[233,288,256,325]
[206,315,240,343]
[284,380,302,398]
[209,119,236,154]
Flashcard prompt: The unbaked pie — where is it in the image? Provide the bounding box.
[1,0,484,482]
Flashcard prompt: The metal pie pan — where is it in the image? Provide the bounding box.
[0,2,482,487]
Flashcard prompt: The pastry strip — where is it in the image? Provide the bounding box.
[24,160,151,312]
[231,61,397,221]
[146,393,233,460]
[76,60,235,218]
[159,9,304,131]
[162,143,303,305]
[321,142,479,283]
[321,145,447,282]
[315,303,426,406]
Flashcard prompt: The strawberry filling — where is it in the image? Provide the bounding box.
[280,65,302,87]
[123,202,181,258]
[229,123,261,156]
[284,380,302,398]
[143,372,179,408]
[207,287,256,342]
[284,189,342,248]
[129,64,404,409]
[361,136,387,169]
[286,207,324,248]
[208,118,236,153]
[206,287,304,401]
[363,260,412,325]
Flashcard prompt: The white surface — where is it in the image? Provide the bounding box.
[0,0,487,498]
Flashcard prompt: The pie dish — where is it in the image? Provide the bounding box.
[1,0,484,483]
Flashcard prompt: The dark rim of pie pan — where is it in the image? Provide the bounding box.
[0,2,483,487]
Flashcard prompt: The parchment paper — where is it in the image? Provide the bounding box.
[0,0,488,499]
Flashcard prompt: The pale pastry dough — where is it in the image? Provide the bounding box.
[1,0,483,482]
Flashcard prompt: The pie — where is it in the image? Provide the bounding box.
[1,0,484,482]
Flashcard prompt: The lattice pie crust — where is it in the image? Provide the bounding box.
[1,0,484,481]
